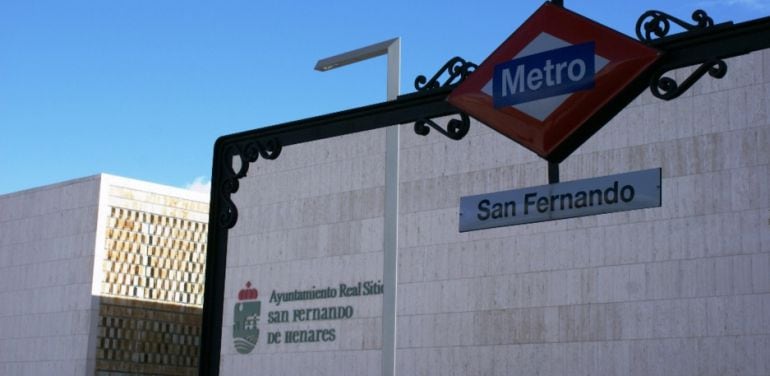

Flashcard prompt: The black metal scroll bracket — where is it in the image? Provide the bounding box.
[649,59,727,100]
[414,114,471,140]
[218,139,282,229]
[636,9,716,42]
[637,9,730,101]
[412,57,477,141]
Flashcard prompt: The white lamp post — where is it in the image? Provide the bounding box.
[315,38,401,376]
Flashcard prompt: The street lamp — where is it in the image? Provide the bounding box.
[315,38,401,376]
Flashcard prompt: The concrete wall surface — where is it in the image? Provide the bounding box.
[0,174,210,376]
[0,176,101,376]
[221,49,770,376]
[393,50,770,376]
[221,129,387,375]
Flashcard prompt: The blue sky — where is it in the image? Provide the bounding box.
[1,0,767,194]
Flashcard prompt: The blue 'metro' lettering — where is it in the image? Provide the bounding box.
[493,42,595,108]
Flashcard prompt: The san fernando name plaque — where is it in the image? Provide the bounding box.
[459,168,661,232]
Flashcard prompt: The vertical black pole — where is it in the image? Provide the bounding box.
[549,0,562,183]
[548,161,560,184]
[199,145,227,376]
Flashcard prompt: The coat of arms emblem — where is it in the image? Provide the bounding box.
[233,281,260,354]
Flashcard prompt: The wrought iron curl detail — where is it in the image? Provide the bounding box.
[218,138,282,229]
[649,59,727,100]
[218,177,240,229]
[414,57,478,91]
[235,139,282,178]
[414,113,470,140]
[636,9,714,42]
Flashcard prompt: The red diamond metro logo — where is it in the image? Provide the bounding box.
[448,3,660,162]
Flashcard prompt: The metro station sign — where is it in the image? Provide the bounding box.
[459,168,661,231]
[448,2,660,161]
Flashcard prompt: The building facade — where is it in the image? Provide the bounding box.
[218,50,770,375]
[0,174,208,375]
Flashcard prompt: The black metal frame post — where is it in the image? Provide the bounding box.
[549,0,561,182]
[548,162,560,184]
[199,11,770,376]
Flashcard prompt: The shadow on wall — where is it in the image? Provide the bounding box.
[94,205,208,375]
[94,296,201,376]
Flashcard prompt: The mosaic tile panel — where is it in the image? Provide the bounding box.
[97,206,207,375]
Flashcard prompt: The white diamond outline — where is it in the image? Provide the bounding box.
[482,32,610,122]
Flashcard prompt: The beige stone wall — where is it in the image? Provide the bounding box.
[222,49,770,376]
[393,50,770,375]
[0,174,209,375]
[0,176,101,376]
[221,130,386,375]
